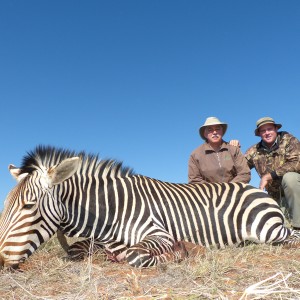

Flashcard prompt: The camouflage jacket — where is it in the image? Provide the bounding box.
[245,131,300,200]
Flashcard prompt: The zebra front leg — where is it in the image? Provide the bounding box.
[66,239,104,261]
[56,230,104,260]
[103,241,128,262]
[125,235,188,268]
[67,240,129,262]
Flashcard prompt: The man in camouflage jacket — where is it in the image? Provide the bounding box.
[245,117,300,229]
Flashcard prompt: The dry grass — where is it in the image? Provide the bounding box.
[1,236,300,300]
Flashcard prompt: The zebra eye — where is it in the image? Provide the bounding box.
[22,203,35,210]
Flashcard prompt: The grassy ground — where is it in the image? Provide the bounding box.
[1,235,300,299]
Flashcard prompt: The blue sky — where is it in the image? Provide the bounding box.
[1,1,299,211]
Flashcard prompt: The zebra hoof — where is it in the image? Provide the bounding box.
[173,241,189,262]
[181,241,206,258]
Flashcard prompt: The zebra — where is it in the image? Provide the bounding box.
[0,145,299,270]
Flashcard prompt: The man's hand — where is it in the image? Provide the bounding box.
[259,173,272,190]
[229,140,241,148]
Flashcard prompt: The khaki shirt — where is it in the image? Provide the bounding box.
[245,131,300,200]
[188,141,251,184]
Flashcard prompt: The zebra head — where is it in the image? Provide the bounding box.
[0,153,80,270]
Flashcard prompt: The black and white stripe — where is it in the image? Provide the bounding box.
[0,145,298,269]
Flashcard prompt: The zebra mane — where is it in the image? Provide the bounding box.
[19,145,135,178]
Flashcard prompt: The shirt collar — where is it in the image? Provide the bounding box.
[261,136,279,151]
[204,141,228,152]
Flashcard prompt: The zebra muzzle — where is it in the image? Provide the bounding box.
[0,254,22,271]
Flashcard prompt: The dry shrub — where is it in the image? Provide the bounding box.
[1,235,300,299]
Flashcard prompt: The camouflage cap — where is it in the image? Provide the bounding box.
[255,117,282,136]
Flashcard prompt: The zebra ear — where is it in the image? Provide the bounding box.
[47,157,81,186]
[9,164,29,182]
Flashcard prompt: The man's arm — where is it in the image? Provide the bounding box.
[272,135,300,178]
[259,173,272,190]
[188,155,206,184]
[230,148,251,183]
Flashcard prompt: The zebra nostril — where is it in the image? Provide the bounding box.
[9,263,21,271]
[0,255,4,269]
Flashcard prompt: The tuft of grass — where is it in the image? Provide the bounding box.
[1,235,300,299]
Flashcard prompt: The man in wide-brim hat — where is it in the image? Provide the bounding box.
[245,117,300,230]
[198,117,228,140]
[188,116,250,185]
[254,116,282,136]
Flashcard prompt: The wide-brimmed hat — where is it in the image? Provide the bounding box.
[254,117,282,136]
[199,117,228,140]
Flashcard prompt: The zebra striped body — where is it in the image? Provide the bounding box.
[0,146,297,269]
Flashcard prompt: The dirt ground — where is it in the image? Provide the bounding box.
[1,238,300,299]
